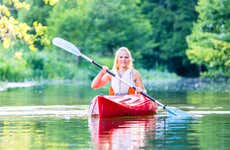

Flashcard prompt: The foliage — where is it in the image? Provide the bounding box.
[22,47,86,80]
[0,1,33,49]
[186,0,230,77]
[140,0,198,76]
[0,0,58,81]
[0,45,32,81]
[0,0,229,81]
[43,0,59,6]
[139,69,179,80]
[0,0,50,50]
[47,0,153,63]
[17,0,50,25]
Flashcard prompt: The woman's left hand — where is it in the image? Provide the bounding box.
[135,87,147,94]
[135,87,144,94]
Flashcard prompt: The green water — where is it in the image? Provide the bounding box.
[0,81,229,149]
[0,116,91,149]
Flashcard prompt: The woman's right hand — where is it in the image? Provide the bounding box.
[91,65,111,89]
[100,66,109,74]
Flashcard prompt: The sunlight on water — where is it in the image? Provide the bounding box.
[0,116,91,149]
[0,105,88,117]
[0,82,37,91]
[0,105,229,118]
[189,110,230,117]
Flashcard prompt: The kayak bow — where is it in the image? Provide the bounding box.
[89,94,158,118]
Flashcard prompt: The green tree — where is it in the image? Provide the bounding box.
[0,0,56,81]
[18,0,53,26]
[17,0,55,49]
[140,0,198,76]
[0,0,35,49]
[0,0,52,49]
[186,0,230,77]
[47,0,153,66]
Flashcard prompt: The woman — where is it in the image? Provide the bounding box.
[91,47,146,95]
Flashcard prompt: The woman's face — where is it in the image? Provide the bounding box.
[117,51,130,69]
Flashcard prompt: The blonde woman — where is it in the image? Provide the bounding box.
[91,47,146,95]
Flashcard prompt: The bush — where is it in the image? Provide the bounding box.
[0,57,32,81]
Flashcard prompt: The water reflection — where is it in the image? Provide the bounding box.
[142,116,201,150]
[0,116,91,149]
[0,114,228,149]
[89,116,156,150]
[0,81,106,106]
[0,80,229,149]
[88,115,200,150]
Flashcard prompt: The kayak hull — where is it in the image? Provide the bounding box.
[89,94,158,118]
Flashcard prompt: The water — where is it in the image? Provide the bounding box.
[0,114,229,149]
[0,80,229,149]
[0,116,91,149]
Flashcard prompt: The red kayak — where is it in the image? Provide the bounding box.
[89,94,158,117]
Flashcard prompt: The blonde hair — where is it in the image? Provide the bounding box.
[112,47,134,70]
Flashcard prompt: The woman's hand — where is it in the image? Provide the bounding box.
[135,87,147,94]
[135,87,142,94]
[100,66,109,74]
[91,65,111,89]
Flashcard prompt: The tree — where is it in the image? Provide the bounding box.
[0,0,51,50]
[140,0,198,76]
[0,1,34,49]
[0,0,57,81]
[186,0,230,77]
[47,0,153,66]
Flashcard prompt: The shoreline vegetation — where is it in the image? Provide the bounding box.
[1,69,229,92]
[1,0,230,82]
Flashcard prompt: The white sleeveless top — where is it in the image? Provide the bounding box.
[111,69,135,95]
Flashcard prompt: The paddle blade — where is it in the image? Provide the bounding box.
[167,107,193,118]
[52,37,81,56]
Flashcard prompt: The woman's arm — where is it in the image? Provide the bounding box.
[91,66,111,89]
[133,70,146,93]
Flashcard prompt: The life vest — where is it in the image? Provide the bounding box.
[109,69,135,95]
[109,86,135,95]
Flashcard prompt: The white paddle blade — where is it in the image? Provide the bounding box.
[52,37,81,56]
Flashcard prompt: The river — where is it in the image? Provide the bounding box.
[0,79,229,149]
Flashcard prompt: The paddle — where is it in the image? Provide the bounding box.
[52,37,188,116]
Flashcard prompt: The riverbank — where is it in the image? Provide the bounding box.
[1,77,230,93]
[0,81,38,92]
[0,79,92,92]
[145,77,230,92]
